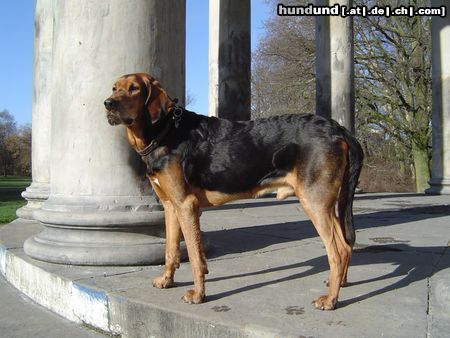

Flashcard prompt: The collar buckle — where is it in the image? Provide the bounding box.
[137,102,184,157]
[172,106,183,129]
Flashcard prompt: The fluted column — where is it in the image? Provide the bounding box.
[315,0,355,134]
[426,2,450,194]
[209,0,251,120]
[24,0,186,265]
[16,0,53,220]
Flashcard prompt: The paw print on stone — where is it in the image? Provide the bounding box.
[211,305,231,312]
[285,306,305,315]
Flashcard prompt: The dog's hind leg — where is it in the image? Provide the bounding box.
[300,197,349,310]
[291,143,351,310]
[152,200,181,289]
[339,233,352,287]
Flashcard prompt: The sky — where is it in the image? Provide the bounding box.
[0,1,272,126]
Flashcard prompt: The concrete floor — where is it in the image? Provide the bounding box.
[1,193,449,337]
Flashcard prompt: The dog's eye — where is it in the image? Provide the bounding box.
[129,84,139,93]
[112,87,116,92]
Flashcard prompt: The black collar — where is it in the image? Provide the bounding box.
[136,105,184,157]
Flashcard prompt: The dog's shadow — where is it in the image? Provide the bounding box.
[202,202,450,307]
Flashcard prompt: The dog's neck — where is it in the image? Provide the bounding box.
[125,100,177,154]
[126,118,149,151]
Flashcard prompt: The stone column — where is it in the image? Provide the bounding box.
[315,1,331,120]
[209,0,251,120]
[315,0,355,134]
[16,0,53,220]
[426,4,450,194]
[24,0,186,265]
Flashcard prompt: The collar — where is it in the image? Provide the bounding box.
[136,103,184,157]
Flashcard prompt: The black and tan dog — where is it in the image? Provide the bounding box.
[104,73,363,310]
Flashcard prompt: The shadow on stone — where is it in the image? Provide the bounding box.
[204,204,450,306]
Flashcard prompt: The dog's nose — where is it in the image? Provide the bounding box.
[104,98,116,110]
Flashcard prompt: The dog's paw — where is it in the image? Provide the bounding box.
[181,289,205,304]
[152,276,174,289]
[312,295,337,311]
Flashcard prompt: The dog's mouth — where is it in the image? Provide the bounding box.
[106,110,133,126]
[106,110,122,126]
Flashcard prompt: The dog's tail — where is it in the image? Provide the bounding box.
[338,129,364,246]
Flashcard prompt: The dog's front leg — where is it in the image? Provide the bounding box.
[176,195,208,304]
[152,200,181,289]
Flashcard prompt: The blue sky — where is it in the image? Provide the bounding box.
[0,1,271,126]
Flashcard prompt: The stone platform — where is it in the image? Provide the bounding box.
[1,193,449,337]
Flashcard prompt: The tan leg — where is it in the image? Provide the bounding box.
[175,195,208,304]
[149,163,208,304]
[152,200,181,289]
[324,217,352,288]
[298,191,347,310]
[336,226,352,287]
[326,215,353,288]
[289,143,351,310]
[313,214,343,310]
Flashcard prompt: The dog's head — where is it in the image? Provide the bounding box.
[104,73,171,127]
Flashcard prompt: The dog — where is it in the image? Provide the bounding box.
[104,73,364,310]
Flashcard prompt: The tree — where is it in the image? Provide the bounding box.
[251,0,315,118]
[251,0,432,192]
[0,110,17,176]
[5,125,32,176]
[0,110,31,176]
[185,90,196,109]
[354,0,432,192]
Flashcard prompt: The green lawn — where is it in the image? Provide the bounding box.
[0,176,31,224]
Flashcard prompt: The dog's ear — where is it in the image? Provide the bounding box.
[141,74,161,123]
[142,75,153,107]
[141,74,170,123]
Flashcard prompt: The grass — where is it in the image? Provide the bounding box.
[0,176,31,224]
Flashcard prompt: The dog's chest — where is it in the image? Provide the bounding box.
[142,147,171,174]
[151,177,161,187]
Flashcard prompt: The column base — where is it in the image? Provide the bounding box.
[425,178,450,195]
[25,195,169,265]
[25,195,208,266]
[16,182,50,220]
[24,225,178,266]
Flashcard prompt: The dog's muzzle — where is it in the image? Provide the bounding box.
[106,111,122,126]
[104,98,133,126]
